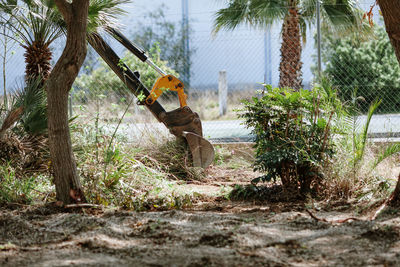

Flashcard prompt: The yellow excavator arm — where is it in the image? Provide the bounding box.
[146,75,188,108]
[89,28,215,169]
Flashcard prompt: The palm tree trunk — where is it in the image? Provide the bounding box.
[23,41,52,83]
[46,0,89,204]
[278,3,302,90]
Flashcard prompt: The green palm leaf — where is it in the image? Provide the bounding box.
[372,143,400,170]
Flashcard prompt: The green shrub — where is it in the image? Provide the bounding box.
[323,26,400,113]
[240,84,341,194]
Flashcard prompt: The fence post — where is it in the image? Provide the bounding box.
[219,70,227,116]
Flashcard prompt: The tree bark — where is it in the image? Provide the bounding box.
[378,1,400,64]
[388,174,400,206]
[278,2,303,90]
[45,0,89,204]
[378,1,400,206]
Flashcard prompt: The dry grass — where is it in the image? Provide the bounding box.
[323,142,399,201]
[71,89,256,123]
[0,132,49,176]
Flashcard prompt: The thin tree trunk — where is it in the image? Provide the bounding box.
[388,174,400,206]
[278,3,303,90]
[2,26,7,108]
[45,0,89,204]
[378,0,400,206]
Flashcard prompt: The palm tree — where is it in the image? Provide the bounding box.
[0,0,129,135]
[0,1,63,82]
[0,0,129,178]
[213,0,365,90]
[1,0,128,81]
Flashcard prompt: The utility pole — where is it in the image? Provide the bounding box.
[264,26,272,85]
[182,0,190,85]
[316,0,322,79]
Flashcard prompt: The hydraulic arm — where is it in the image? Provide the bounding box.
[107,28,188,107]
[88,30,214,169]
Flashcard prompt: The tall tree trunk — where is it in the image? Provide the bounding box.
[378,1,400,64]
[278,3,303,90]
[378,0,400,206]
[45,0,89,204]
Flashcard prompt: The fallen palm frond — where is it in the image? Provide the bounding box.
[0,107,24,138]
[0,132,49,175]
[371,143,400,170]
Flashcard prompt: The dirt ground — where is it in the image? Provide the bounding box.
[1,199,400,267]
[1,144,400,267]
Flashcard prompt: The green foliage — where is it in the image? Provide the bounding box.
[326,93,399,199]
[323,26,400,113]
[74,43,178,101]
[0,78,47,136]
[131,5,194,85]
[0,163,53,205]
[356,99,381,163]
[13,78,47,135]
[372,143,400,171]
[240,83,340,193]
[213,0,364,36]
[73,126,198,210]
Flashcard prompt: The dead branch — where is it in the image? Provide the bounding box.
[306,209,361,224]
[63,203,101,209]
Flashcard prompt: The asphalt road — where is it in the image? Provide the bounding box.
[102,113,400,143]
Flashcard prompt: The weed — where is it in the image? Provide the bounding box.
[72,120,207,210]
[0,163,53,205]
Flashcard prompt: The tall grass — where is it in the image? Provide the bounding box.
[325,91,400,200]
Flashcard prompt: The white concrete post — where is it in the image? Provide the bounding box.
[219,70,227,116]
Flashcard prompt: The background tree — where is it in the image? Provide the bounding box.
[131,5,194,86]
[322,26,400,113]
[213,0,364,90]
[45,0,89,204]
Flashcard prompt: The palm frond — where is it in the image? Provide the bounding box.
[0,106,23,138]
[213,0,287,33]
[13,77,48,135]
[372,143,400,170]
[354,98,381,163]
[87,0,130,34]
[320,0,372,37]
[0,0,63,46]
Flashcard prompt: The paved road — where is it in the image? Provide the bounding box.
[102,114,400,143]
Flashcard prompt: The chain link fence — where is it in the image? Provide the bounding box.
[2,0,399,142]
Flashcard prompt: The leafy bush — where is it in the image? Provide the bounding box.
[323,26,400,113]
[240,83,341,194]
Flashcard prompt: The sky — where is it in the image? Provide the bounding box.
[0,0,381,93]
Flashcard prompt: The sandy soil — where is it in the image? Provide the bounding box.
[1,201,400,267]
